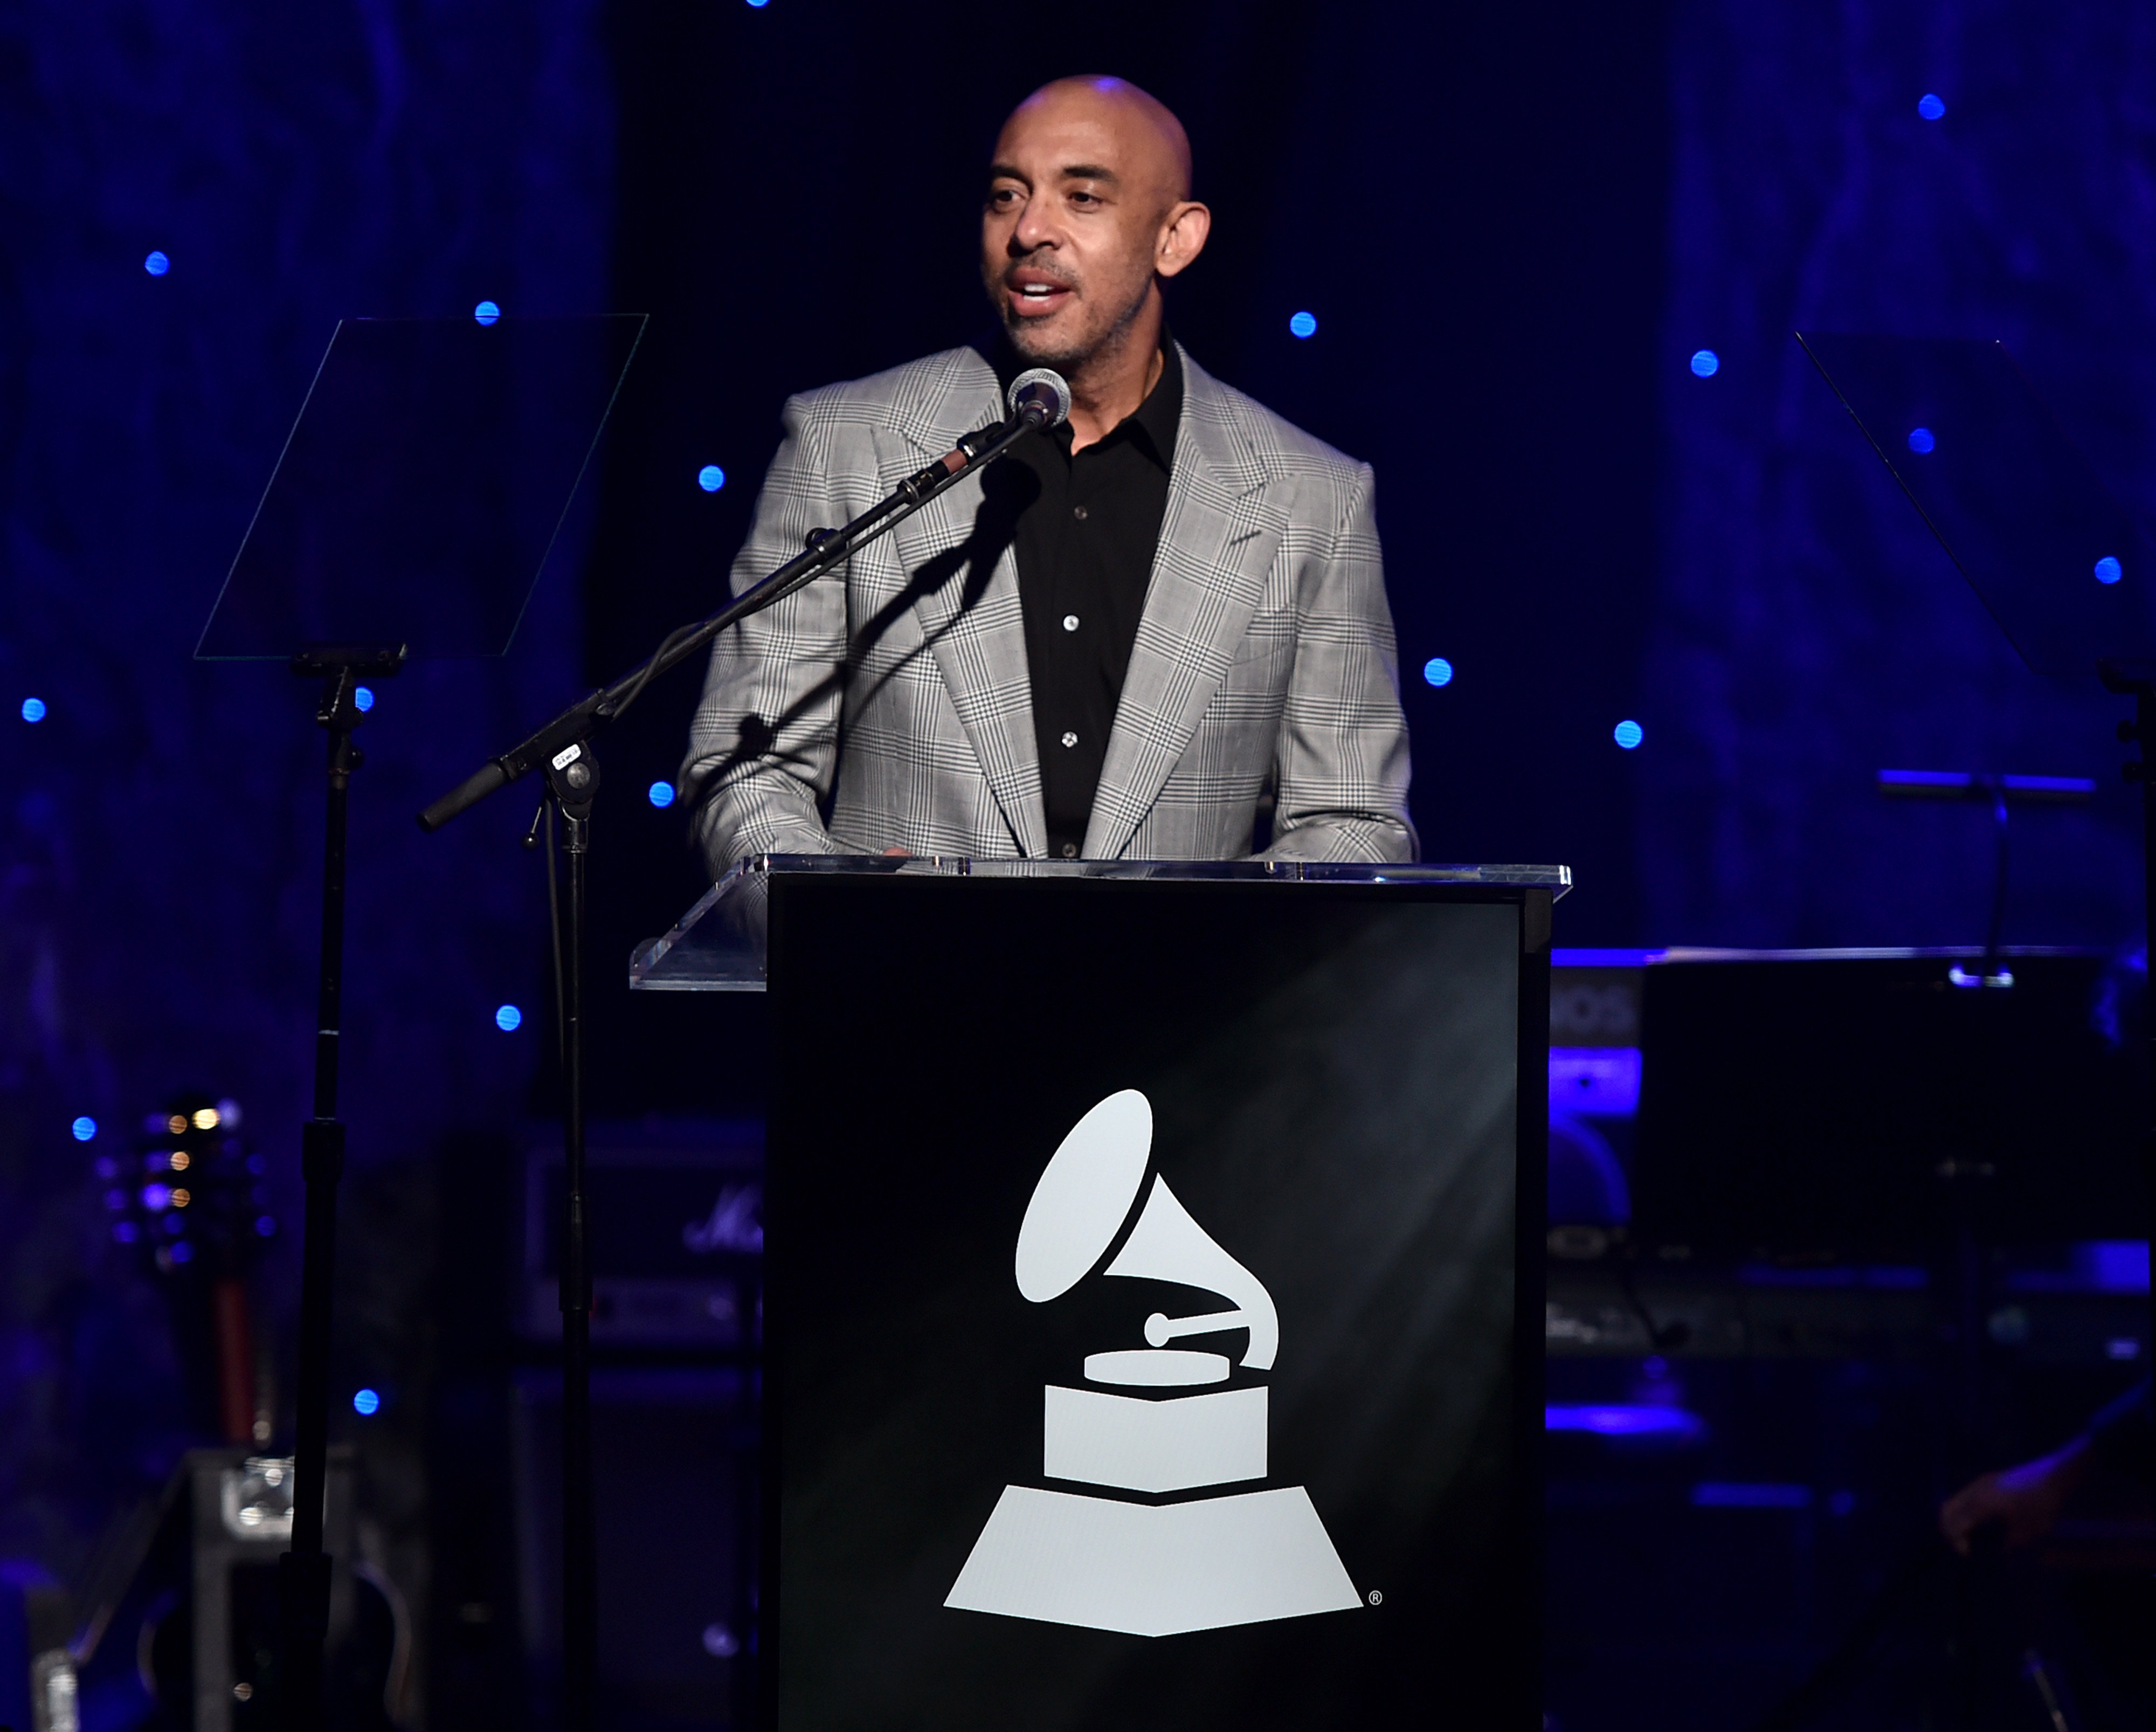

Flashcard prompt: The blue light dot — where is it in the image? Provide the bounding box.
[474,299,502,326]
[353,685,375,713]
[697,464,726,493]
[169,1240,194,1265]
[1917,92,1946,121]
[1690,349,1720,378]
[746,0,769,9]
[22,697,47,723]
[353,1387,381,1416]
[1422,657,1454,688]
[71,1116,98,1142]
[2095,555,2123,585]
[254,1215,277,1237]
[1614,719,1644,750]
[1906,426,1936,454]
[144,250,170,276]
[648,779,676,808]
[114,1221,140,1244]
[495,1003,523,1032]
[1288,310,1318,340]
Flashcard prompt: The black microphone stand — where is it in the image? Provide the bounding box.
[282,642,407,1732]
[419,394,1055,1731]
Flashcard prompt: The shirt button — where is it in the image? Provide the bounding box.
[1060,730,1078,748]
[1060,843,1079,859]
[1062,614,1080,632]
[1072,504,1089,521]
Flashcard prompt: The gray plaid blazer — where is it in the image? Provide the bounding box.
[681,343,1414,873]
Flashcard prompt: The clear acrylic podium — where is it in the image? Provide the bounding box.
[632,856,1564,1729]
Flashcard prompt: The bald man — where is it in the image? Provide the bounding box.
[682,77,1414,870]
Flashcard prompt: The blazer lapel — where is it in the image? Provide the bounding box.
[878,350,1048,858]
[1084,350,1286,859]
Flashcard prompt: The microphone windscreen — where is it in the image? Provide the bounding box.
[1007,368,1072,429]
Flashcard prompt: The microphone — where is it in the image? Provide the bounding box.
[1007,368,1071,430]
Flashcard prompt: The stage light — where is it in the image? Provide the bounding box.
[1918,92,1946,120]
[1545,1403,1705,1438]
[353,1388,382,1416]
[255,1215,277,1237]
[1422,657,1454,687]
[1690,349,1719,378]
[219,1098,243,1128]
[104,1189,127,1211]
[145,250,170,275]
[113,1222,139,1244]
[142,1183,172,1212]
[648,779,676,808]
[745,0,770,7]
[192,1107,219,1129]
[2096,555,2123,585]
[1288,311,1318,340]
[71,1115,96,1142]
[169,1240,195,1264]
[698,464,727,492]
[22,697,46,723]
[474,300,502,325]
[354,685,375,712]
[1906,426,1935,454]
[1613,719,1644,750]
[495,1003,523,1032]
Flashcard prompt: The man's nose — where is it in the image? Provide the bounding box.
[1010,194,1062,254]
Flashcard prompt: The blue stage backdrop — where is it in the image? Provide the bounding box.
[1,0,2151,1718]
[1646,0,2156,949]
[0,0,609,1627]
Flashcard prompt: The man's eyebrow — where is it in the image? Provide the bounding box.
[1059,164,1120,184]
[987,162,1029,184]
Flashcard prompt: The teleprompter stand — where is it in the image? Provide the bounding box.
[418,371,1069,1730]
[202,312,645,1729]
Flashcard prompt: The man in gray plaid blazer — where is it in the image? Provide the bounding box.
[682,77,1413,874]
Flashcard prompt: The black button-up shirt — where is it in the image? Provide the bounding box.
[995,340,1183,859]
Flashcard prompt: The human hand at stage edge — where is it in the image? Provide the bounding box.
[883,846,910,858]
[1938,1436,2092,1556]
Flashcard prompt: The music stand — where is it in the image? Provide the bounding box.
[200,313,643,1728]
[1799,331,2156,1691]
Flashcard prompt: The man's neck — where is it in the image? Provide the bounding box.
[1062,292,1165,453]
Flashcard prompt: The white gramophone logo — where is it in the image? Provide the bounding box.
[944,1089,1360,1638]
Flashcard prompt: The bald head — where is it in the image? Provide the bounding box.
[982,76,1211,412]
[1008,76,1193,205]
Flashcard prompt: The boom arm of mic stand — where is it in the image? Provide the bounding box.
[417,409,1045,833]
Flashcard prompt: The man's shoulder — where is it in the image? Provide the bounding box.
[786,346,997,436]
[1179,348,1370,490]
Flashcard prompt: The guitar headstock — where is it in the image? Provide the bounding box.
[98,1091,275,1278]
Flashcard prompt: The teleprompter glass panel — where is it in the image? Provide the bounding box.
[197,315,644,659]
[1798,332,2156,677]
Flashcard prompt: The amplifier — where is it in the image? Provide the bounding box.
[521,1119,762,1346]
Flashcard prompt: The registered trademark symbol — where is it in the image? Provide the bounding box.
[1367,1590,1383,1606]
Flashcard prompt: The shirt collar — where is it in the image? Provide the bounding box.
[990,332,1183,471]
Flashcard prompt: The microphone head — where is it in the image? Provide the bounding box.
[1007,368,1072,430]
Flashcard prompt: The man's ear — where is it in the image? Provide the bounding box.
[1155,201,1211,280]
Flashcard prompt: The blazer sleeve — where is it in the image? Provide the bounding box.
[1259,460,1418,863]
[680,394,853,877]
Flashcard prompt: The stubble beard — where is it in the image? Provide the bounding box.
[998,271,1155,383]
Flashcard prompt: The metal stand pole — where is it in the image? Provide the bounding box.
[544,743,600,1730]
[279,645,403,1731]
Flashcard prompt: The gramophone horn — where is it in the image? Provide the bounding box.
[1104,1176,1279,1371]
